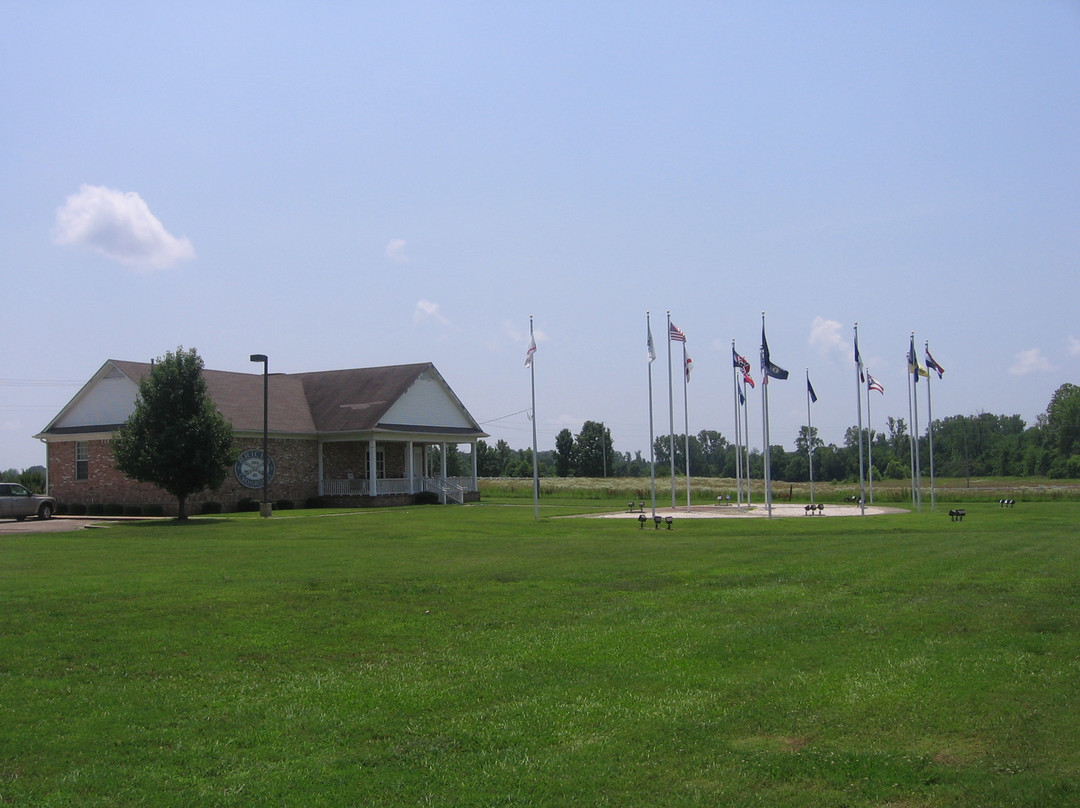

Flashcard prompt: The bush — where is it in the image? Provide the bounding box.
[141,504,165,517]
[123,505,142,517]
[305,496,327,509]
[55,503,70,515]
[104,503,125,516]
[87,503,105,516]
[68,503,87,515]
[201,501,223,514]
[414,490,441,505]
[275,499,295,511]
[237,498,260,513]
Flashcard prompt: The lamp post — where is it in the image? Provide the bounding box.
[249,354,270,517]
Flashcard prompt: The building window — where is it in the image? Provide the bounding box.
[75,442,89,481]
[364,448,385,479]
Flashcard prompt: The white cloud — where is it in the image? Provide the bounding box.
[502,321,523,343]
[503,319,547,345]
[414,299,449,325]
[809,316,845,355]
[53,184,194,269]
[385,238,408,264]
[1068,336,1080,357]
[1010,348,1053,376]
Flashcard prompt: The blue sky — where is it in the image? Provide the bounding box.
[2,2,1078,471]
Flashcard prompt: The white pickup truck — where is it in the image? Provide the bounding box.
[0,483,56,521]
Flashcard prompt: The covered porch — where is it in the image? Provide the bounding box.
[316,436,479,504]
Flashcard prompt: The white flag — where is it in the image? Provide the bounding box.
[647,324,656,364]
[525,334,536,368]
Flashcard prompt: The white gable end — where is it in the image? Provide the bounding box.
[380,372,473,428]
[54,370,139,429]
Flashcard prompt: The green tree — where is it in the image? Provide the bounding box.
[19,467,46,493]
[493,439,514,476]
[112,347,236,520]
[443,443,466,477]
[1044,384,1080,476]
[473,440,500,477]
[554,428,575,477]
[796,426,824,457]
[574,421,614,477]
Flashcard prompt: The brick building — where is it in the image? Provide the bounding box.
[36,360,488,514]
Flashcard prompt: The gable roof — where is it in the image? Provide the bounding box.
[38,360,487,441]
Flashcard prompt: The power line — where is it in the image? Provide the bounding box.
[0,379,83,387]
[479,408,532,425]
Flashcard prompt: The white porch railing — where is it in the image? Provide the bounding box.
[422,476,467,504]
[319,476,475,498]
[320,478,369,496]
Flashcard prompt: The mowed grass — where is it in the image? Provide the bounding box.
[2,500,1079,806]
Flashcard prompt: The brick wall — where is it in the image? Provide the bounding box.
[322,442,407,479]
[220,438,320,506]
[47,436,320,515]
[48,438,164,506]
[46,436,464,515]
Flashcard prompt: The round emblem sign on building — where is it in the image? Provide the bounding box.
[235,449,276,488]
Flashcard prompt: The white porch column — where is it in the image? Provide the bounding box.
[406,440,415,494]
[368,438,378,496]
[471,440,478,492]
[440,442,448,504]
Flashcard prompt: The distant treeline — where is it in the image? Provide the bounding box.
[0,466,46,493]
[442,383,1080,482]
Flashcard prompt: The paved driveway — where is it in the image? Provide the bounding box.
[0,517,103,535]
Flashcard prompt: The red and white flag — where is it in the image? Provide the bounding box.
[524,334,536,368]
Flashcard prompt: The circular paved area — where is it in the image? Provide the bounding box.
[596,502,907,519]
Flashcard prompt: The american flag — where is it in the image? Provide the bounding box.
[669,322,686,343]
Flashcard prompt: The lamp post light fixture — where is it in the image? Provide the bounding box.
[249,354,271,517]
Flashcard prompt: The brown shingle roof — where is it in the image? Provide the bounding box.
[48,359,485,439]
[293,363,432,432]
[109,361,316,433]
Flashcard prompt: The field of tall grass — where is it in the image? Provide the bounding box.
[480,475,1080,504]
[3,498,1079,805]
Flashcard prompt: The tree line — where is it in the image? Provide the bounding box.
[452,383,1080,482]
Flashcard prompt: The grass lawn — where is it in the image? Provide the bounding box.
[2,499,1079,806]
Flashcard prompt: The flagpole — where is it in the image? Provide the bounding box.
[666,312,677,510]
[529,316,539,521]
[909,332,922,513]
[743,376,752,507]
[682,343,691,511]
[906,347,917,510]
[806,368,815,505]
[925,340,936,512]
[732,341,743,507]
[761,312,772,518]
[854,323,866,516]
[647,312,657,518]
[866,370,875,505]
